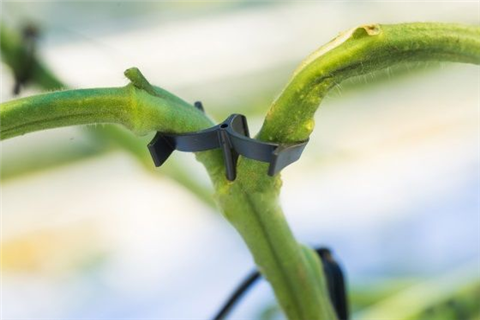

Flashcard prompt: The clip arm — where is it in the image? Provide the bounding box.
[225,114,308,177]
[148,133,175,167]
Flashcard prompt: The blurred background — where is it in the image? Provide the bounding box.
[1,2,479,319]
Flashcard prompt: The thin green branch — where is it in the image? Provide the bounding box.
[0,69,213,139]
[356,263,480,319]
[98,125,216,207]
[1,25,216,207]
[0,23,64,91]
[258,22,480,143]
[0,67,225,186]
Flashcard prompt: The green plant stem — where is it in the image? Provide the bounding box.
[215,22,480,320]
[0,23,64,90]
[1,23,480,320]
[1,24,216,206]
[0,68,212,138]
[95,126,216,206]
[356,263,480,320]
[258,22,480,142]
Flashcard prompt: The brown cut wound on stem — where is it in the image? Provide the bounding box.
[363,24,381,36]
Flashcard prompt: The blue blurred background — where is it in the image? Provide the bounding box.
[1,2,479,319]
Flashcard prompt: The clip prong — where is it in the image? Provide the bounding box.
[194,101,204,112]
[148,108,308,181]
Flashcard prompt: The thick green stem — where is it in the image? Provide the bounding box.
[213,167,336,319]
[216,22,480,320]
[1,23,480,320]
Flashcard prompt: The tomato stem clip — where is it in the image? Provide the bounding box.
[147,102,308,181]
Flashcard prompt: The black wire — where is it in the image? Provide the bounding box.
[213,270,261,320]
[212,247,348,320]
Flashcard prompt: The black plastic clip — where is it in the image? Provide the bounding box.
[147,105,308,181]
